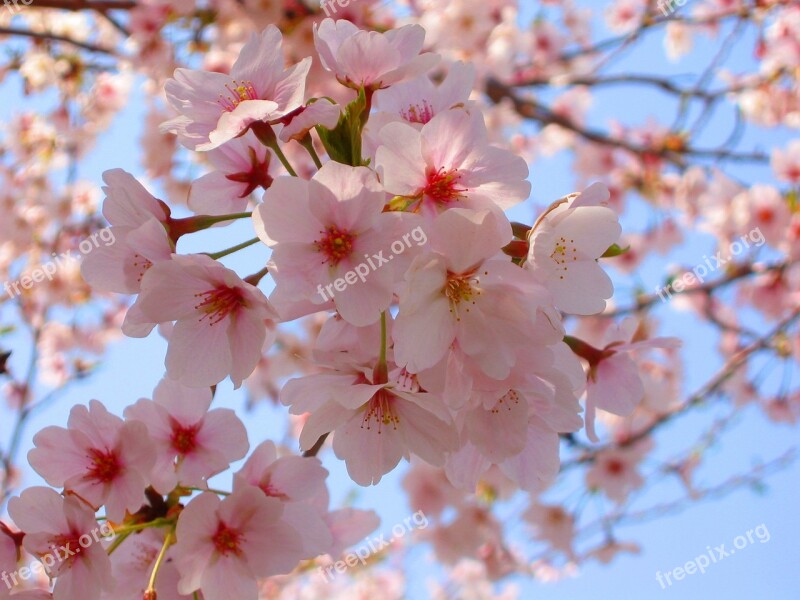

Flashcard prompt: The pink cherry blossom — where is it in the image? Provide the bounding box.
[233,441,380,556]
[771,140,800,184]
[126,253,278,388]
[162,26,312,151]
[8,487,114,600]
[102,529,188,600]
[124,378,249,494]
[524,503,576,559]
[187,130,279,216]
[373,62,475,125]
[28,401,155,521]
[80,169,173,295]
[278,99,341,142]
[585,441,652,503]
[364,62,475,156]
[282,356,459,486]
[376,109,532,216]
[393,208,548,379]
[526,183,622,315]
[252,161,419,326]
[314,19,439,90]
[172,487,306,600]
[577,318,681,442]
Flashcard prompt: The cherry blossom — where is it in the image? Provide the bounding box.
[252,161,419,326]
[172,487,306,600]
[282,357,459,486]
[393,208,548,379]
[526,183,621,315]
[8,487,113,600]
[28,401,155,521]
[376,109,532,217]
[126,254,278,388]
[124,378,249,494]
[187,130,279,216]
[162,26,312,151]
[314,19,439,90]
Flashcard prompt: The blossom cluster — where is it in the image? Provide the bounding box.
[2,1,798,597]
[0,18,659,598]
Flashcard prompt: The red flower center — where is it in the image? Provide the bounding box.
[314,226,355,266]
[212,522,243,557]
[87,448,121,483]
[170,421,200,455]
[401,100,435,125]
[605,459,625,476]
[225,147,274,198]
[194,285,245,325]
[423,167,466,204]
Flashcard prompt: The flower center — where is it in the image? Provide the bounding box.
[225,147,274,198]
[87,448,121,483]
[444,271,481,320]
[605,459,625,476]
[170,420,200,455]
[132,253,153,284]
[423,167,467,204]
[218,80,258,112]
[212,522,243,557]
[401,100,435,124]
[194,285,245,325]
[46,532,83,567]
[314,226,355,266]
[549,235,578,280]
[361,389,400,434]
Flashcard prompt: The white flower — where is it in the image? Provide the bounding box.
[526,183,621,315]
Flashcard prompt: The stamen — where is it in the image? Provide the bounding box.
[217,80,258,112]
[361,389,400,434]
[314,226,355,266]
[194,285,245,325]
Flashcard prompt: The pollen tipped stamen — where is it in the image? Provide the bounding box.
[550,235,578,280]
[314,226,355,266]
[423,166,467,204]
[361,389,400,434]
[194,285,245,325]
[217,80,258,112]
[444,271,482,320]
[402,100,435,124]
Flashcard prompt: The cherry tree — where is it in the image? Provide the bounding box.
[0,0,798,598]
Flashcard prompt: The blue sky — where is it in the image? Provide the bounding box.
[0,2,798,598]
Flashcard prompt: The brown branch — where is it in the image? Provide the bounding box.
[0,26,118,54]
[605,261,788,317]
[563,306,800,472]
[485,78,769,165]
